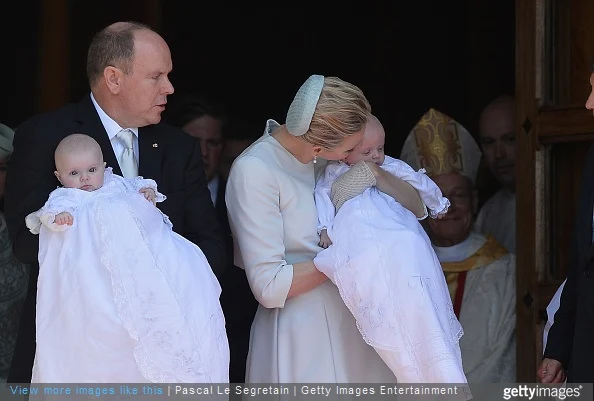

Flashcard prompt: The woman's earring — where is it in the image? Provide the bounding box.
[313,155,317,164]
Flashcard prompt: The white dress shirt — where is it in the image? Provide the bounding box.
[90,93,139,166]
[207,175,219,205]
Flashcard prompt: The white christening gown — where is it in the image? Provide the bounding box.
[26,168,229,383]
[313,157,469,389]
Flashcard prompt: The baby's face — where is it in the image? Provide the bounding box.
[54,149,105,191]
[343,124,385,166]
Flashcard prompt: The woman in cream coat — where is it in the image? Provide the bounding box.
[226,75,426,383]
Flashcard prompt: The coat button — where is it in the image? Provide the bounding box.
[585,270,592,278]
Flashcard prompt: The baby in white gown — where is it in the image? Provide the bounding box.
[314,116,469,390]
[26,134,229,383]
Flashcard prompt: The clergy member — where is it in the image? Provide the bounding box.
[400,108,517,383]
[475,96,516,253]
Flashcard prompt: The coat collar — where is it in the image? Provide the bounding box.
[74,94,162,184]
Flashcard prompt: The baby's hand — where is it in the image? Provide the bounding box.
[436,210,448,219]
[55,212,73,226]
[319,229,333,248]
[139,187,156,205]
[435,206,450,219]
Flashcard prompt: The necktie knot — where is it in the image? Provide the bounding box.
[116,129,138,178]
[117,129,134,150]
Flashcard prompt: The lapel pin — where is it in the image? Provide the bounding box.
[152,143,158,148]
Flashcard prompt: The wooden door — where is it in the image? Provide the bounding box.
[35,0,163,114]
[516,0,594,382]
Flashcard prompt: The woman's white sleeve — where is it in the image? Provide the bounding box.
[225,156,294,309]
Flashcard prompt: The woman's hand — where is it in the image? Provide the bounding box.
[365,161,425,218]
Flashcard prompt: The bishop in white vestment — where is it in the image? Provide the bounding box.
[401,108,517,383]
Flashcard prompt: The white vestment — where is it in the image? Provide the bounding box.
[433,232,516,383]
[26,169,229,383]
[313,157,468,387]
[475,188,516,253]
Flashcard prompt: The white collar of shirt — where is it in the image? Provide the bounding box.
[208,175,220,205]
[90,93,139,140]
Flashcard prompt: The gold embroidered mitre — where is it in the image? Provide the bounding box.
[400,108,481,182]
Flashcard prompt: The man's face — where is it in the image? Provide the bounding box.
[183,116,223,182]
[117,30,174,128]
[424,172,476,246]
[586,73,594,115]
[479,101,516,189]
[220,138,252,181]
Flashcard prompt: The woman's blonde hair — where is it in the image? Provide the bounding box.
[301,77,371,150]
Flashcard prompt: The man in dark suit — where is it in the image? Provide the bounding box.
[163,94,231,264]
[5,21,225,383]
[538,64,594,384]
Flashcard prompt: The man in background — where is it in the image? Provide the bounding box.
[475,95,516,253]
[166,96,258,383]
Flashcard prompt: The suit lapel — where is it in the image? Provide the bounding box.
[138,125,163,184]
[577,144,594,267]
[584,170,594,265]
[74,95,121,175]
[216,177,226,211]
[74,95,163,182]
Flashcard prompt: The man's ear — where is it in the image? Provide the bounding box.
[54,171,62,184]
[104,66,123,94]
[103,162,107,168]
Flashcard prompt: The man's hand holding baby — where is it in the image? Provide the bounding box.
[139,187,157,205]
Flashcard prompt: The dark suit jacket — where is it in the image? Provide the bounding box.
[5,94,226,382]
[215,176,233,253]
[544,143,594,383]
